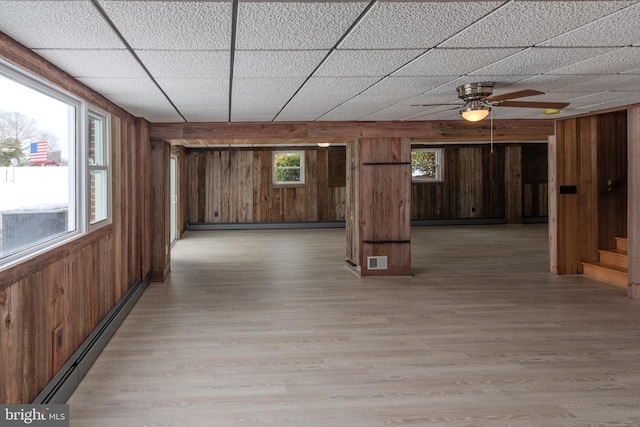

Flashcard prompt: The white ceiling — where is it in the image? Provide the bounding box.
[1,0,639,123]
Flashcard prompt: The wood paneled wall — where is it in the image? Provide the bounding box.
[184,144,546,225]
[552,111,628,275]
[628,107,640,299]
[184,147,347,223]
[0,36,151,403]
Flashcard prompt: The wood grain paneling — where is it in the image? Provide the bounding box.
[1,34,152,403]
[628,107,640,299]
[411,145,507,220]
[553,112,628,275]
[183,148,347,224]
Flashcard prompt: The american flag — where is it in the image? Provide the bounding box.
[29,141,49,164]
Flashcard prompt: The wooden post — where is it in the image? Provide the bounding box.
[548,135,558,275]
[150,140,171,281]
[628,107,640,300]
[345,138,411,276]
[505,145,523,223]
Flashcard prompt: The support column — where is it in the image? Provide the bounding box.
[628,107,640,299]
[149,139,171,281]
[345,137,411,276]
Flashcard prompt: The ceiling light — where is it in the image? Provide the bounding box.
[543,108,562,115]
[317,142,331,148]
[460,99,491,122]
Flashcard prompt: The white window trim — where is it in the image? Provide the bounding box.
[0,59,87,271]
[411,147,443,182]
[87,106,112,230]
[273,150,305,185]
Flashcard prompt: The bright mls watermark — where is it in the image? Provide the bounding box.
[0,405,68,426]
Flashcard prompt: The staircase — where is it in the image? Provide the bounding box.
[582,237,628,288]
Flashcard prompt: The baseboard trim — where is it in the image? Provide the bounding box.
[32,275,150,404]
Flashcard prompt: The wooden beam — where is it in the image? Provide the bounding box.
[149,120,555,145]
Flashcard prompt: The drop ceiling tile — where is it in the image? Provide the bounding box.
[552,74,640,92]
[77,77,159,96]
[156,79,228,107]
[137,51,230,79]
[104,94,182,122]
[470,47,615,76]
[236,2,368,49]
[339,1,503,49]
[99,0,232,50]
[315,50,423,77]
[541,3,640,47]
[277,77,379,120]
[550,47,640,75]
[180,106,229,123]
[232,78,307,106]
[0,1,123,49]
[516,74,606,92]
[33,49,146,79]
[394,48,523,77]
[440,1,636,48]
[234,51,327,78]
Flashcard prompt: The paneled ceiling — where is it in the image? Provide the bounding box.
[1,0,640,123]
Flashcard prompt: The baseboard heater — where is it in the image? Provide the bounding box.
[32,276,150,404]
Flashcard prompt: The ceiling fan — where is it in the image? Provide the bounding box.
[413,82,570,122]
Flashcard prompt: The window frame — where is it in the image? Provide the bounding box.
[87,107,112,229]
[411,147,444,183]
[273,150,305,185]
[0,59,111,270]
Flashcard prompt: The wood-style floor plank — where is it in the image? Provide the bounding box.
[68,225,640,426]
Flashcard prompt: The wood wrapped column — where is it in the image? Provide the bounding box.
[628,107,640,300]
[150,140,171,281]
[346,137,411,276]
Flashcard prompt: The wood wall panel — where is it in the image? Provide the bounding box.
[410,145,507,220]
[553,111,628,275]
[184,148,347,224]
[1,30,152,402]
[628,107,640,299]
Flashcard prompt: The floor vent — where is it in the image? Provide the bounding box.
[367,256,388,270]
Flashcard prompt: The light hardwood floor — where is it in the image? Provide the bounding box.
[68,225,640,427]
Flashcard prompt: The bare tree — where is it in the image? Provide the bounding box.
[0,110,60,166]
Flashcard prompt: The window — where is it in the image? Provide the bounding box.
[88,110,110,226]
[273,151,304,184]
[411,148,443,182]
[0,60,110,268]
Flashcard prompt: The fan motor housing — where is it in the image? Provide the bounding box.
[456,82,494,101]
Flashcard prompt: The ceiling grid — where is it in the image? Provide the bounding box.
[0,0,639,123]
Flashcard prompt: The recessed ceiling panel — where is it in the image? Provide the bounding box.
[234,51,327,78]
[315,49,422,77]
[339,1,503,49]
[0,1,123,49]
[440,1,636,48]
[137,51,230,79]
[99,0,232,50]
[103,93,182,122]
[553,74,640,92]
[236,2,368,50]
[394,48,523,77]
[470,47,615,76]
[541,3,640,47]
[33,49,146,79]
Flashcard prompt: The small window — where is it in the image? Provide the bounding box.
[411,148,443,182]
[88,109,110,226]
[273,151,304,184]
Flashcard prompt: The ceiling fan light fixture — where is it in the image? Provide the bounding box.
[460,100,491,122]
[543,108,562,115]
[317,142,331,148]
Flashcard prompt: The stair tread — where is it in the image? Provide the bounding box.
[583,261,627,273]
[599,248,627,256]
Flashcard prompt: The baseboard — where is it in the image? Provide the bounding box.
[32,275,150,404]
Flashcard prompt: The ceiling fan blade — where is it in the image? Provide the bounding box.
[485,89,545,102]
[494,100,570,109]
[411,103,460,107]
